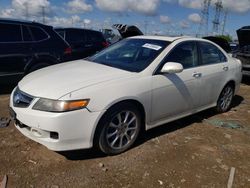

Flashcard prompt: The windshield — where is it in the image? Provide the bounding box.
[89,38,170,72]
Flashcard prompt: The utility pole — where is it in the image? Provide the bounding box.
[144,20,148,35]
[212,0,223,34]
[41,6,46,24]
[221,9,228,35]
[24,2,29,20]
[198,0,211,37]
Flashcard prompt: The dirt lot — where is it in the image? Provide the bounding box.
[0,79,250,188]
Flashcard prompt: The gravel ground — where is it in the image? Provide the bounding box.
[0,79,250,188]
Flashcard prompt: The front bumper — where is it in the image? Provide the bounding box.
[10,91,104,151]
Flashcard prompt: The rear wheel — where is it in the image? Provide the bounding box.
[98,103,141,155]
[216,84,234,113]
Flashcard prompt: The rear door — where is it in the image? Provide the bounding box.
[0,23,28,82]
[195,41,230,108]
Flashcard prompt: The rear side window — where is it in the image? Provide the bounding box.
[29,26,48,41]
[0,23,22,42]
[56,30,65,39]
[199,42,227,65]
[66,30,85,43]
[87,31,104,43]
[22,25,33,42]
[166,41,198,69]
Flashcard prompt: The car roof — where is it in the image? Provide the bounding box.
[55,27,101,33]
[130,35,198,42]
[0,18,51,28]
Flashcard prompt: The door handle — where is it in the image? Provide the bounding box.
[192,72,202,78]
[223,66,229,71]
[85,44,93,47]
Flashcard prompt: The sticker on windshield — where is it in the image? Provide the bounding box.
[142,43,162,51]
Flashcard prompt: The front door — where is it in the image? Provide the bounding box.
[151,41,201,122]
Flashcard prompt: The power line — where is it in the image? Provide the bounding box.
[221,9,228,35]
[198,0,211,37]
[41,6,46,24]
[24,2,29,20]
[212,0,223,34]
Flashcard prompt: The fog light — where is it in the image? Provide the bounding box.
[50,132,59,139]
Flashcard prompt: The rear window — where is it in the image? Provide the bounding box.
[29,26,48,41]
[0,23,22,42]
[199,42,227,65]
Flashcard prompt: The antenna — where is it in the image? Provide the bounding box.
[212,0,223,34]
[198,0,211,37]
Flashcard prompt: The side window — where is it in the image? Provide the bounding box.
[56,30,65,39]
[0,23,22,42]
[66,30,85,43]
[29,26,48,41]
[90,31,104,43]
[166,42,198,69]
[199,42,227,65]
[22,25,33,42]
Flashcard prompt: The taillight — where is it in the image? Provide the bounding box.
[64,47,72,55]
[102,41,109,48]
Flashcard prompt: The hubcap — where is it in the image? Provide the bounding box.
[219,86,233,111]
[106,111,138,150]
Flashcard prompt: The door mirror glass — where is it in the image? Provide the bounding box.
[160,62,184,74]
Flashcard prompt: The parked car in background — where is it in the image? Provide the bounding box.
[0,19,72,84]
[10,36,242,155]
[236,26,250,76]
[108,24,143,44]
[55,28,108,60]
[229,42,239,53]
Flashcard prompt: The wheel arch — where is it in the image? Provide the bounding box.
[224,80,236,93]
[92,99,146,148]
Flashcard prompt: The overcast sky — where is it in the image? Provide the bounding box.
[0,0,250,38]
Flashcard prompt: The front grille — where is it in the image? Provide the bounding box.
[13,87,33,108]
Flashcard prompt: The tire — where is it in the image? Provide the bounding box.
[216,84,234,113]
[97,103,142,155]
[27,63,50,74]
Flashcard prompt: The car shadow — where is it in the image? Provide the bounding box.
[0,84,16,95]
[242,76,250,85]
[58,95,244,161]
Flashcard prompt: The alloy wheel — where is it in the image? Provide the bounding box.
[106,111,138,150]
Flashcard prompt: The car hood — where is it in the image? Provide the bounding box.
[18,60,134,99]
[237,26,250,47]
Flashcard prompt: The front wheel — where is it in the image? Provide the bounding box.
[98,103,142,155]
[216,84,234,113]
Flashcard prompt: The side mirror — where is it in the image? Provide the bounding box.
[160,62,184,74]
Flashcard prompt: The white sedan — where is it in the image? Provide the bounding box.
[10,36,242,155]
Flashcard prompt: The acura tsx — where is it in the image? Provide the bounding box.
[10,36,242,155]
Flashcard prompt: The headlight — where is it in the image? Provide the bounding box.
[32,98,89,112]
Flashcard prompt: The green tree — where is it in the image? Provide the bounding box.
[216,35,233,42]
